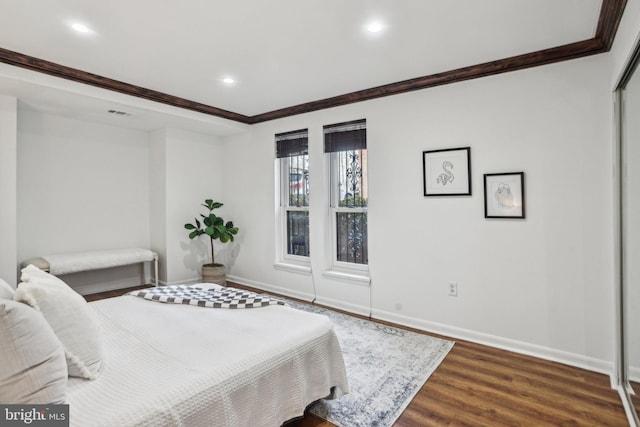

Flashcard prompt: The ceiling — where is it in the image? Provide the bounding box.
[0,1,627,134]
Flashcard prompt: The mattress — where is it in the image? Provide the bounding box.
[66,286,349,427]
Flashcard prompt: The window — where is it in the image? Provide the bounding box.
[276,129,309,260]
[324,120,368,268]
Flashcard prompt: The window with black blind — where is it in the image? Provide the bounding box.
[276,129,310,258]
[324,119,368,267]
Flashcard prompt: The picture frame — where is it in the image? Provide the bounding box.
[422,147,471,196]
[483,172,525,218]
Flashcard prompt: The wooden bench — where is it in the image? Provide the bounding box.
[21,248,159,286]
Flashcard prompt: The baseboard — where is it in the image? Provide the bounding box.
[313,295,371,317]
[372,308,615,378]
[228,274,615,380]
[227,275,316,302]
[228,275,372,316]
[165,277,200,286]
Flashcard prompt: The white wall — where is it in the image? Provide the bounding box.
[222,54,615,372]
[160,128,225,285]
[13,108,224,291]
[0,95,17,285]
[17,110,152,293]
[366,57,613,369]
[149,129,168,283]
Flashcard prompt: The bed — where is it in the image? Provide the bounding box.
[1,267,349,427]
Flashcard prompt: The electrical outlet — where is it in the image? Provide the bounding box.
[448,282,458,297]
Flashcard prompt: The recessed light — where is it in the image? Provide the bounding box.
[71,22,91,33]
[364,19,388,35]
[221,76,236,85]
[366,21,384,33]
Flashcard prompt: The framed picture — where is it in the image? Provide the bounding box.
[483,172,525,218]
[422,147,471,196]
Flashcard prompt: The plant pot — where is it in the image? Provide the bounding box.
[202,264,226,285]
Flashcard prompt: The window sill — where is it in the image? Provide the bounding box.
[322,269,370,286]
[274,262,312,275]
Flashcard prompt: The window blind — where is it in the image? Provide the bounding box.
[323,119,366,153]
[275,129,308,158]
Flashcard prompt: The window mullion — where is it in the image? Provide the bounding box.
[333,206,366,213]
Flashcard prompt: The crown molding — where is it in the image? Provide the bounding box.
[249,38,606,124]
[0,0,627,125]
[0,47,251,123]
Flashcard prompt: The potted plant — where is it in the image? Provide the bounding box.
[184,199,239,285]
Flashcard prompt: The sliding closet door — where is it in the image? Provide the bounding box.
[621,47,640,425]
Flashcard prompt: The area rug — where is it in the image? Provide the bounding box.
[286,300,454,427]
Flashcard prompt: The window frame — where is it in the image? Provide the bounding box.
[325,119,369,273]
[275,129,310,266]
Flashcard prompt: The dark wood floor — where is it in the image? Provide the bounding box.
[83,284,150,301]
[632,381,640,418]
[85,284,630,427]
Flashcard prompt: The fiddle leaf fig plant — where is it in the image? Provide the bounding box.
[184,199,239,266]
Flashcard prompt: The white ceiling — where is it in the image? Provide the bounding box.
[0,63,249,136]
[0,0,602,134]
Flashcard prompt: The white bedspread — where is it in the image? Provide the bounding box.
[43,248,155,275]
[66,286,348,427]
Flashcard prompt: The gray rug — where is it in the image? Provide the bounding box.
[286,300,454,427]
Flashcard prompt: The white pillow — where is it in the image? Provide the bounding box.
[0,277,14,299]
[0,298,68,404]
[15,265,104,380]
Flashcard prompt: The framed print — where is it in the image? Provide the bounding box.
[483,172,525,218]
[423,147,471,196]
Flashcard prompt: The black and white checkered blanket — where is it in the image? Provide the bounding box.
[128,285,286,309]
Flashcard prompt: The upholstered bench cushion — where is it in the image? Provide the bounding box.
[21,248,157,276]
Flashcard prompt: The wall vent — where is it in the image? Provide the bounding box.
[107,109,132,116]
